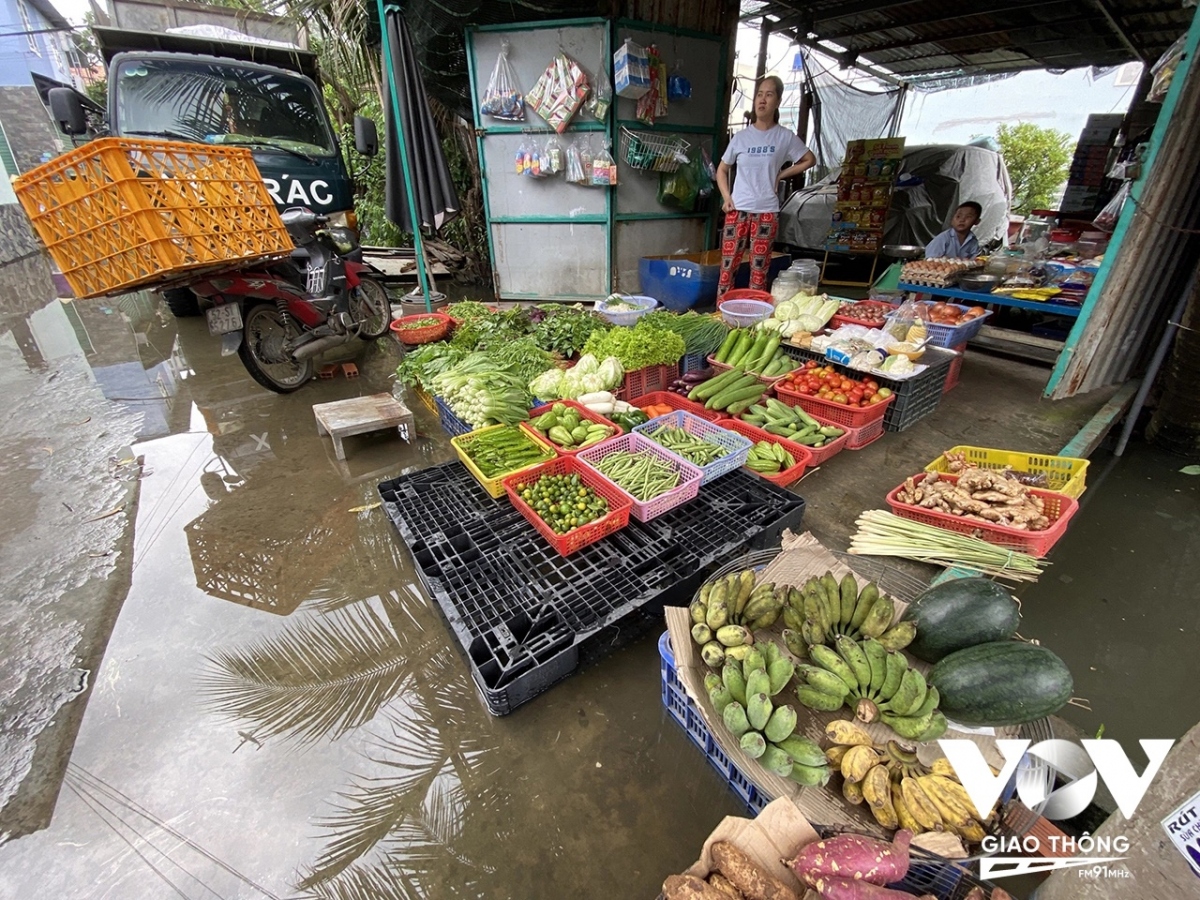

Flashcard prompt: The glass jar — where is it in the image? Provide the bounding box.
[771,270,802,303]
[790,260,820,296]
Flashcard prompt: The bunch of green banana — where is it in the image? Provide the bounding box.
[822,720,991,842]
[745,440,797,475]
[779,571,916,657]
[793,634,947,740]
[703,642,831,788]
[689,568,795,667]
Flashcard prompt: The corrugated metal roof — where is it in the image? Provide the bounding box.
[757,0,1192,77]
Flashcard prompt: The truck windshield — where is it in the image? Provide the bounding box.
[114,58,336,158]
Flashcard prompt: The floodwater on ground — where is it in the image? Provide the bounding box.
[0,278,1197,899]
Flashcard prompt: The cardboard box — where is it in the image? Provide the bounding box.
[666,531,1016,835]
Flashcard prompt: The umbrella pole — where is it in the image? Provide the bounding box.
[378,0,434,312]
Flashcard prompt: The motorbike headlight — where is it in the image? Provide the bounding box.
[325,225,358,256]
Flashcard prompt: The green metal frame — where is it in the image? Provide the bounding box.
[1046,4,1200,396]
[377,0,434,310]
[466,16,728,301]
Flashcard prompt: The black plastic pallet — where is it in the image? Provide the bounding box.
[378,463,805,715]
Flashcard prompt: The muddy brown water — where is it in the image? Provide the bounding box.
[0,282,1197,899]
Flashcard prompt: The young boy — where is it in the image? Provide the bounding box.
[924,201,982,259]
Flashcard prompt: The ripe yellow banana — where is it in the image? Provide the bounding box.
[901,777,945,832]
[863,764,899,829]
[929,757,957,779]
[892,781,923,834]
[841,745,882,783]
[917,776,977,830]
[842,777,864,806]
[825,719,874,747]
[825,744,850,767]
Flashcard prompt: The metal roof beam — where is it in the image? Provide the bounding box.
[816,0,1072,41]
[786,30,906,84]
[1091,0,1148,61]
[850,13,1107,54]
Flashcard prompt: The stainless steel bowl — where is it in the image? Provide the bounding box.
[882,244,925,259]
[958,273,1004,293]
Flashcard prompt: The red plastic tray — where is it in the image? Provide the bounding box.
[576,432,704,522]
[844,415,885,450]
[633,391,726,422]
[773,380,893,429]
[520,400,621,457]
[944,342,967,394]
[615,364,677,401]
[885,472,1078,558]
[719,419,813,488]
[503,456,632,557]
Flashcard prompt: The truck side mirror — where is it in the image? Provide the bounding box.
[354,115,378,157]
[49,88,87,135]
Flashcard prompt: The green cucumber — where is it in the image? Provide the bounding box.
[689,367,742,401]
[727,330,756,366]
[714,328,740,364]
[712,382,768,411]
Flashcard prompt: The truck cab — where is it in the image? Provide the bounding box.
[46,27,378,315]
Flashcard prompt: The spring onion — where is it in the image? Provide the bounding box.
[848,510,1045,582]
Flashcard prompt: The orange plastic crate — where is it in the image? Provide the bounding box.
[14,138,292,299]
[503,456,632,557]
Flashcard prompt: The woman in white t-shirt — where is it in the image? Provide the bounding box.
[715,75,816,300]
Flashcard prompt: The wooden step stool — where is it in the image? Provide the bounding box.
[313,393,414,460]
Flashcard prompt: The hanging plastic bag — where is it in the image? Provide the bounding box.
[544,135,564,175]
[657,159,698,210]
[585,54,613,122]
[526,52,590,133]
[667,62,692,101]
[1148,35,1186,103]
[692,150,714,199]
[613,39,650,99]
[1093,182,1131,231]
[481,42,525,121]
[527,139,545,178]
[514,138,530,175]
[636,45,669,125]
[591,140,617,187]
[565,136,589,184]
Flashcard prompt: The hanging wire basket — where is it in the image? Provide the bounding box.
[619,126,691,173]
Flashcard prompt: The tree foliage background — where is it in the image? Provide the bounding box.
[995,122,1074,216]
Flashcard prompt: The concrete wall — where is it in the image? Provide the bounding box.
[108,0,305,47]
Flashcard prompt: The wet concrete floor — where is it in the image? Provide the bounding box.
[0,272,1197,898]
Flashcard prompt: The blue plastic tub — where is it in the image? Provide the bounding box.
[639,251,791,311]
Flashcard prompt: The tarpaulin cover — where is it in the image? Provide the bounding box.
[383,8,460,234]
[778,144,1012,252]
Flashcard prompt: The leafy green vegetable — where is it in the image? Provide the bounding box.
[395,341,465,389]
[487,337,556,384]
[432,353,531,427]
[450,307,530,351]
[640,310,730,355]
[581,319,686,370]
[533,305,607,356]
[445,300,494,322]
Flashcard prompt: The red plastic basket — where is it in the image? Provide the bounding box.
[615,364,678,401]
[773,380,894,428]
[446,303,499,326]
[632,391,726,422]
[719,419,813,488]
[503,456,632,557]
[944,342,967,393]
[844,415,886,450]
[885,472,1079,558]
[707,354,796,385]
[519,400,621,457]
[577,432,704,522]
[829,301,899,330]
[732,409,849,465]
[717,288,774,307]
[390,312,453,344]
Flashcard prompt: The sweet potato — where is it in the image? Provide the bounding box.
[811,877,922,900]
[788,830,912,888]
[708,872,745,899]
[664,873,733,900]
[990,890,1013,900]
[712,841,798,900]
[962,890,985,900]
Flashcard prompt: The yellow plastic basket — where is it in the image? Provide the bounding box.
[14,138,293,299]
[923,445,1089,498]
[451,425,556,499]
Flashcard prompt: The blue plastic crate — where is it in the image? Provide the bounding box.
[680,351,709,375]
[658,632,768,815]
[635,411,752,484]
[435,395,473,437]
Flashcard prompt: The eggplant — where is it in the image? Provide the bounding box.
[680,368,715,383]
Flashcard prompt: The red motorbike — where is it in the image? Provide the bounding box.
[189,208,391,393]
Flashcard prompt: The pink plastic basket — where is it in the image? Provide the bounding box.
[577,432,703,522]
[844,415,885,450]
[885,472,1078,558]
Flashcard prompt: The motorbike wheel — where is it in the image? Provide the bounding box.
[237,303,313,393]
[350,277,392,340]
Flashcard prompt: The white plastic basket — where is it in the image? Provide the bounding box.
[596,292,658,326]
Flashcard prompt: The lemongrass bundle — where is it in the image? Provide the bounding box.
[849,510,1045,582]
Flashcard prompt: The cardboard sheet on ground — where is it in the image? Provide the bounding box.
[666,530,1013,836]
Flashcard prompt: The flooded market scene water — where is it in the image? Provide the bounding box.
[4,5,1200,899]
